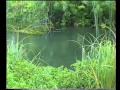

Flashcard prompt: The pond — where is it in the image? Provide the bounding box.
[7,27,106,68]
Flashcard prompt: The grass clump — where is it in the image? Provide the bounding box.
[72,40,116,88]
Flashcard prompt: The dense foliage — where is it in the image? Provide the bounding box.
[7,1,115,36]
[7,39,116,89]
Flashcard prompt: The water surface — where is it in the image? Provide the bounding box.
[7,27,105,68]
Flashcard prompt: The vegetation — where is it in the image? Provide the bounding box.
[7,1,115,35]
[7,39,116,89]
[7,1,116,89]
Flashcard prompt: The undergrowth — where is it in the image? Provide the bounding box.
[7,39,116,89]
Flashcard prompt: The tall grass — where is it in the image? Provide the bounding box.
[67,30,116,88]
[72,31,116,88]
[7,35,49,66]
[72,40,116,88]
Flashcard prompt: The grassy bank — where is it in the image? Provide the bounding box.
[7,39,116,89]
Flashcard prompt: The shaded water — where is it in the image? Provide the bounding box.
[7,27,106,68]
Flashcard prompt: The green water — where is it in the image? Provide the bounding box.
[7,27,106,68]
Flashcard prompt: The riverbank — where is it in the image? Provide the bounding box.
[7,40,116,89]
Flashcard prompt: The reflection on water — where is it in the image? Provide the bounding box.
[7,27,106,68]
